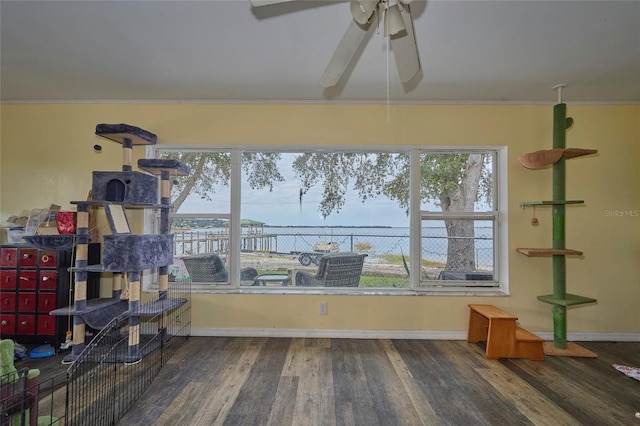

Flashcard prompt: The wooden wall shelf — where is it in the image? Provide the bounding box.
[516,248,583,257]
[519,200,584,207]
[519,148,598,169]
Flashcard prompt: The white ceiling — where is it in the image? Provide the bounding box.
[1,0,639,103]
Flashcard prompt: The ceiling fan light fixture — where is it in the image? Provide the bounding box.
[350,0,378,25]
[384,4,405,36]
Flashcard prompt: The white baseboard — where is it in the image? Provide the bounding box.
[191,328,640,342]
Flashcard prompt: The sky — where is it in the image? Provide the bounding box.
[176,153,411,228]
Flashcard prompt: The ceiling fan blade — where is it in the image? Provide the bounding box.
[389,4,420,83]
[320,17,375,88]
[250,0,296,6]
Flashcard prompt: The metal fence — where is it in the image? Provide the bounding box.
[172,229,495,288]
[2,279,192,426]
[1,366,68,426]
[63,278,191,425]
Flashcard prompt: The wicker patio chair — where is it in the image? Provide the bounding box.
[182,253,229,282]
[295,252,366,287]
[181,254,258,283]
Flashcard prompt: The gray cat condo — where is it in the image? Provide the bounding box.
[27,123,191,364]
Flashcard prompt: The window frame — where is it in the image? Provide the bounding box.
[145,145,508,296]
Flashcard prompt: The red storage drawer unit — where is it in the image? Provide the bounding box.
[18,270,37,290]
[0,247,17,267]
[39,270,57,290]
[0,244,72,350]
[38,315,56,336]
[0,314,16,334]
[38,293,56,312]
[18,293,36,312]
[0,270,17,289]
[39,251,57,268]
[1,292,16,311]
[17,315,36,334]
[19,248,38,267]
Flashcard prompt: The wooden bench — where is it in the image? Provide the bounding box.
[467,304,544,361]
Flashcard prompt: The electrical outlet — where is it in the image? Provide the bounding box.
[318,302,327,315]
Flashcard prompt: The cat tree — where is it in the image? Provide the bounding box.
[43,124,190,364]
[517,85,598,351]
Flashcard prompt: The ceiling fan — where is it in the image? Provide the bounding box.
[250,0,421,88]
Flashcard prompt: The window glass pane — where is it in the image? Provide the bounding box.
[157,149,233,285]
[161,150,231,214]
[240,151,410,289]
[420,218,496,287]
[419,152,494,212]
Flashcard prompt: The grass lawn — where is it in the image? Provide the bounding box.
[358,275,410,288]
[255,269,411,288]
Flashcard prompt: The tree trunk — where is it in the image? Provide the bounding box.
[441,154,484,272]
[172,155,208,212]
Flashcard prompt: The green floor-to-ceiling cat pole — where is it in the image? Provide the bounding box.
[517,84,597,350]
[551,84,571,348]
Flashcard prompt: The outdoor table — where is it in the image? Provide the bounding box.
[253,273,291,286]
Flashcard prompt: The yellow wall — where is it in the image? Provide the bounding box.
[1,103,638,335]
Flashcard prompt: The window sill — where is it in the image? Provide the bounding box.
[146,283,508,297]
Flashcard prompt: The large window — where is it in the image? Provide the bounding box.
[147,147,507,294]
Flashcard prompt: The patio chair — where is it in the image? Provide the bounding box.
[181,253,258,283]
[295,252,366,287]
[182,253,229,282]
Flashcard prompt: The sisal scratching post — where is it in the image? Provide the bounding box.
[126,271,142,364]
[65,204,89,364]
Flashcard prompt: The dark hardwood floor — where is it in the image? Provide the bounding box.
[109,337,640,426]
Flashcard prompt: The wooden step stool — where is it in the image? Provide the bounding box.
[467,304,544,361]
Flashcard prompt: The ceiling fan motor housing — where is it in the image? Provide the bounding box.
[350,0,378,25]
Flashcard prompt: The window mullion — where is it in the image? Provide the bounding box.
[410,149,421,290]
[229,149,241,287]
